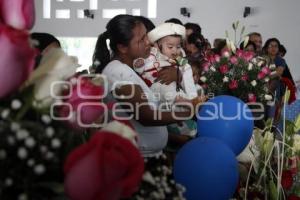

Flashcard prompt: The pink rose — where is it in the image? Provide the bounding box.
[0,0,35,30]
[214,54,221,62]
[257,72,266,79]
[207,55,215,63]
[59,77,105,131]
[0,25,35,98]
[242,51,255,61]
[219,65,229,74]
[261,66,271,75]
[236,49,244,58]
[64,132,144,200]
[229,80,238,89]
[230,56,238,64]
[248,93,257,102]
[202,62,210,72]
[241,74,248,81]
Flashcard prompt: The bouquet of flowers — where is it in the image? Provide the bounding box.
[0,1,145,199]
[237,102,300,200]
[200,22,276,104]
[0,1,187,199]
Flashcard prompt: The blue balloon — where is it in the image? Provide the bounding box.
[174,137,239,200]
[197,95,254,154]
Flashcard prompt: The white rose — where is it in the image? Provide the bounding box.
[264,77,270,82]
[200,76,207,82]
[251,80,257,87]
[264,94,273,101]
[248,63,253,71]
[223,76,229,82]
[24,48,79,108]
[257,61,264,67]
[251,58,257,64]
[210,66,216,72]
[269,64,276,70]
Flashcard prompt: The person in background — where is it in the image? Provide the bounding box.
[165,18,183,25]
[279,44,296,88]
[92,14,204,198]
[262,38,287,122]
[239,40,257,53]
[30,32,61,68]
[185,32,205,62]
[248,32,263,55]
[184,22,202,36]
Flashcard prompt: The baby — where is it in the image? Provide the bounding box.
[133,23,198,107]
[134,23,202,137]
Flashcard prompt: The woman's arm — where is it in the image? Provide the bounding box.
[114,84,194,126]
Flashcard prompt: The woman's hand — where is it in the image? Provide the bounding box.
[155,66,181,85]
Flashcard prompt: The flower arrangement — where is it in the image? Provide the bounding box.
[0,1,187,199]
[200,22,276,104]
[237,115,300,200]
[236,87,300,200]
[0,1,145,199]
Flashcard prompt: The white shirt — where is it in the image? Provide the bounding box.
[102,60,168,157]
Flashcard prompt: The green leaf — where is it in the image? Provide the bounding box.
[254,128,264,151]
[269,180,278,200]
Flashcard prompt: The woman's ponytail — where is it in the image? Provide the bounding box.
[92,31,111,73]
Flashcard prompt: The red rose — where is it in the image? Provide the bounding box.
[64,132,144,200]
[241,74,248,81]
[257,72,266,79]
[59,77,105,131]
[219,65,229,74]
[229,80,238,90]
[281,170,293,190]
[0,0,35,30]
[0,25,36,98]
[248,93,257,103]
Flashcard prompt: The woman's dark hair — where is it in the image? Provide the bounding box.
[30,32,61,51]
[262,38,281,55]
[239,40,256,51]
[136,16,155,32]
[92,14,142,73]
[184,22,202,35]
[212,39,227,55]
[279,44,287,56]
[187,33,204,50]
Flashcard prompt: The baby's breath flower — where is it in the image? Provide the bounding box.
[41,115,51,124]
[11,99,22,110]
[46,127,55,138]
[25,137,36,148]
[18,147,28,159]
[51,138,61,149]
[34,164,46,175]
[16,129,29,140]
[1,109,10,119]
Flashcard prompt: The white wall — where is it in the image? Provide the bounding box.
[33,0,300,82]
